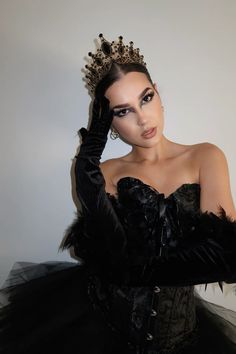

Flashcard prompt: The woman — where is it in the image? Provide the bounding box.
[1,33,236,354]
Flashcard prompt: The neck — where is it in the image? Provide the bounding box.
[129,135,174,164]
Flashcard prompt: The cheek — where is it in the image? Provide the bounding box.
[112,119,135,137]
[146,99,162,114]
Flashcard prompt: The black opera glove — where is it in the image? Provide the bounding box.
[75,95,113,215]
[125,206,236,287]
[66,96,127,274]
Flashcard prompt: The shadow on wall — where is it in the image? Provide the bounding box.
[195,282,236,312]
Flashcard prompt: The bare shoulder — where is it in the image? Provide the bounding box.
[100,157,122,171]
[99,157,122,188]
[195,142,236,218]
[196,141,231,188]
[194,141,228,165]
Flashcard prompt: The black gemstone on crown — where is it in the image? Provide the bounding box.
[84,33,147,95]
[101,41,112,56]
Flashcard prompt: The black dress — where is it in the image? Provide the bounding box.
[0,177,236,353]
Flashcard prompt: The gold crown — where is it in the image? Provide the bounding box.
[84,33,147,95]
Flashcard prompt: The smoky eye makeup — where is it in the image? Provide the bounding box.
[113,108,130,118]
[113,90,155,118]
[143,90,154,102]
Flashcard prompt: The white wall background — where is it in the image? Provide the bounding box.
[0,0,236,309]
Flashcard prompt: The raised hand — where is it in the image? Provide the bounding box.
[75,95,114,214]
[77,96,114,158]
[61,96,127,283]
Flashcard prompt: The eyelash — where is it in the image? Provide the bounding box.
[113,91,155,118]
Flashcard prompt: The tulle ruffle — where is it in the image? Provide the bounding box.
[0,261,236,354]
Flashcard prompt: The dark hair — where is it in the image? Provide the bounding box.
[94,62,155,99]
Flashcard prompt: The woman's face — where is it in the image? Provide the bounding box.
[104,71,164,147]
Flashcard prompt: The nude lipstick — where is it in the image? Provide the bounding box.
[141,127,157,139]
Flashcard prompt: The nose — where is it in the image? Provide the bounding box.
[136,107,148,126]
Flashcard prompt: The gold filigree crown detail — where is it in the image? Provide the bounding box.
[85,33,147,95]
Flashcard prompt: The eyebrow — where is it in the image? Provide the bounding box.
[111,87,153,110]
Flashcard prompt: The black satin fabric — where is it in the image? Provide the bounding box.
[0,178,236,353]
[90,178,201,351]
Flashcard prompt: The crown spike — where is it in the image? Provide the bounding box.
[84,33,146,95]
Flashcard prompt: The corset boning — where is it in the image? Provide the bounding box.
[88,277,199,352]
[86,179,201,352]
[141,284,198,352]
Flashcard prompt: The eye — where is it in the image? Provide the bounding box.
[113,91,155,118]
[142,91,154,103]
[113,108,130,118]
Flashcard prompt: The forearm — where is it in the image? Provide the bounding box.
[123,207,236,287]
[74,154,108,216]
[61,96,128,280]
[131,242,235,287]
[62,152,127,276]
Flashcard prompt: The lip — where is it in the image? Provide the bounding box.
[141,127,157,138]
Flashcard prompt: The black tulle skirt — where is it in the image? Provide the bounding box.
[0,261,236,354]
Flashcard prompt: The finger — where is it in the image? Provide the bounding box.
[78,127,88,140]
[92,97,101,120]
[101,96,110,108]
[100,96,111,118]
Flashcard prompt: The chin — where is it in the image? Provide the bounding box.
[119,133,160,147]
[140,134,160,144]
[132,139,160,149]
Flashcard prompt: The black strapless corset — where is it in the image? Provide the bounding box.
[1,176,236,354]
[106,177,200,212]
[88,177,201,353]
